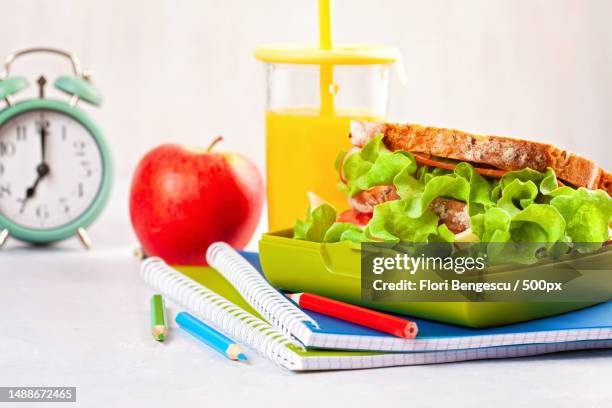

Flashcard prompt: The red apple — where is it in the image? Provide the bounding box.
[129,137,264,265]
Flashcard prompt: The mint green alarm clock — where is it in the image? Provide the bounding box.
[0,48,112,248]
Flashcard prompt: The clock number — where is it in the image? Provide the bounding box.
[0,162,4,176]
[62,125,67,141]
[0,183,10,198]
[35,119,49,134]
[16,125,27,141]
[59,198,70,214]
[36,204,49,220]
[77,182,84,198]
[73,140,86,156]
[81,161,93,177]
[0,141,15,157]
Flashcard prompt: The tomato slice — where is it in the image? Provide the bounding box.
[337,209,372,227]
[412,153,507,179]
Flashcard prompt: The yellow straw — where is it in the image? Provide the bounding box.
[318,0,335,115]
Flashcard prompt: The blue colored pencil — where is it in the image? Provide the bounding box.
[176,312,247,361]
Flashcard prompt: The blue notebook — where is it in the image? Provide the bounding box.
[209,249,612,352]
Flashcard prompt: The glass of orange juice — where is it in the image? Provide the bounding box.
[255,49,399,232]
[256,55,397,231]
[255,2,398,231]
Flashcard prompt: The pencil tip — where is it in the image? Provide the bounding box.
[237,353,248,361]
[287,292,303,303]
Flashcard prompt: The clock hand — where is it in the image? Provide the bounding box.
[39,113,48,165]
[18,163,50,213]
[20,115,52,213]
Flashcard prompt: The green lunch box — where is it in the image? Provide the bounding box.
[259,230,609,328]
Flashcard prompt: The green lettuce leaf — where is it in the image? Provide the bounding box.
[491,167,544,201]
[472,203,566,244]
[334,149,347,173]
[470,207,512,243]
[357,151,416,191]
[508,204,567,263]
[539,168,559,195]
[293,203,337,242]
[342,135,418,196]
[551,188,612,249]
[406,175,470,218]
[491,167,575,200]
[496,179,539,217]
[430,224,456,243]
[418,166,452,185]
[393,166,423,199]
[454,162,494,215]
[539,168,578,197]
[342,153,373,194]
[365,198,440,242]
[490,180,501,202]
[361,133,385,161]
[417,165,431,184]
[323,222,368,243]
[510,204,566,243]
[501,167,546,186]
[471,204,566,264]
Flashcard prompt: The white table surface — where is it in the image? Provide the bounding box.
[1,180,611,408]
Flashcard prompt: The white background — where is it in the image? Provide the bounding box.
[1,1,611,406]
[1,0,611,181]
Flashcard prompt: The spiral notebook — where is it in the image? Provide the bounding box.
[206,244,612,352]
[140,245,612,371]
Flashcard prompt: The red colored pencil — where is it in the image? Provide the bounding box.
[288,292,418,339]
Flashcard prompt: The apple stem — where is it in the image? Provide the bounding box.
[207,135,224,153]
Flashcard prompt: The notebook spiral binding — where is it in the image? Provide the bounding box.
[141,257,303,370]
[206,242,319,341]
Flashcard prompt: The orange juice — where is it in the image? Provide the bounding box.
[266,107,385,230]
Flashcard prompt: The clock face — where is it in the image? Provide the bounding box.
[0,109,104,230]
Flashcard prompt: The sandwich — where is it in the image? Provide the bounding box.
[294,121,612,259]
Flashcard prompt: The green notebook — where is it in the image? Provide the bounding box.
[140,255,611,371]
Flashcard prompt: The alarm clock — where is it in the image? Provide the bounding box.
[0,47,111,249]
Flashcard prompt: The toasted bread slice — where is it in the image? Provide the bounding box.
[350,121,612,195]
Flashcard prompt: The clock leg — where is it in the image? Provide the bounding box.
[76,227,92,250]
[0,229,8,249]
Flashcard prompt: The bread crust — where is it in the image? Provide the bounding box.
[350,121,612,195]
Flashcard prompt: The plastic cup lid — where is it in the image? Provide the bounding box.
[254,43,399,65]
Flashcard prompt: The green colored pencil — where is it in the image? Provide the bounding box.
[150,294,168,341]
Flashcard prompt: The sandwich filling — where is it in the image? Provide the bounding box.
[294,122,612,261]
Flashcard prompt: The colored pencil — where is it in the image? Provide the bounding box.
[150,294,168,341]
[288,292,419,339]
[176,312,247,361]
